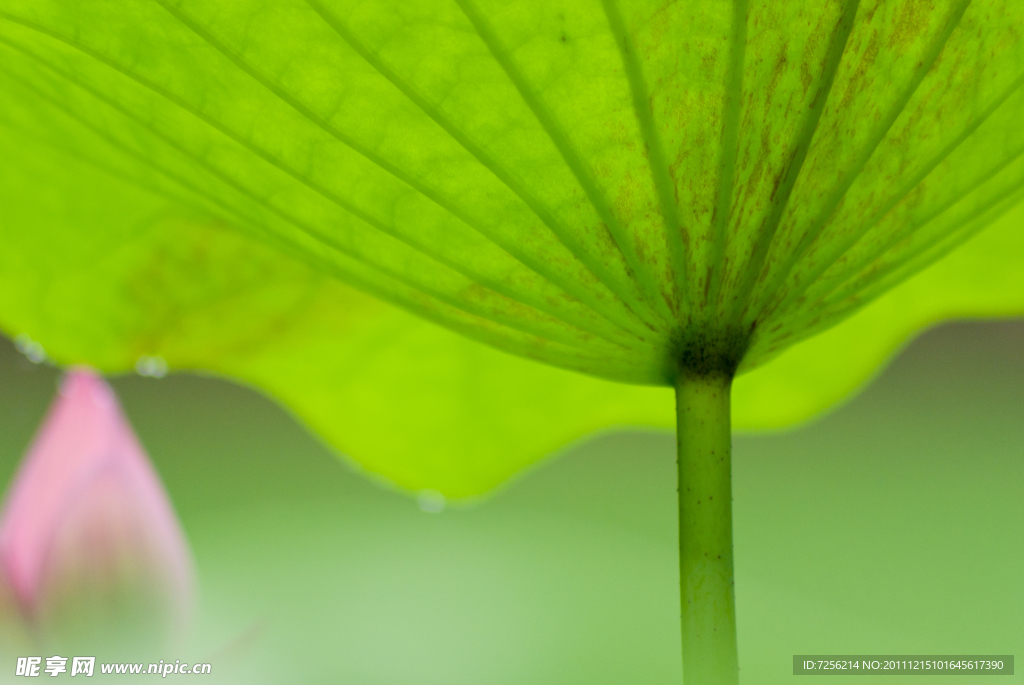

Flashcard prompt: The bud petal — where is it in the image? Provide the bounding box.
[0,369,194,647]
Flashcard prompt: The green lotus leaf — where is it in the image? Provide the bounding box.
[2,0,1022,493]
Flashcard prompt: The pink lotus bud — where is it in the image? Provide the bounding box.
[0,368,194,649]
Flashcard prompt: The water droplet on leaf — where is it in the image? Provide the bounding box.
[14,334,46,364]
[416,489,446,514]
[135,356,168,378]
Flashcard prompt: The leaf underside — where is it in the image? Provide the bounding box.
[2,0,1024,495]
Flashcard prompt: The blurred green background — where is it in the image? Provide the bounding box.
[0,320,1020,684]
